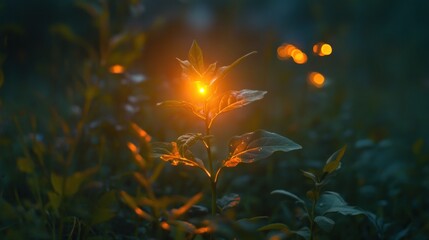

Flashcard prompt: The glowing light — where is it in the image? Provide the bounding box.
[320,43,332,56]
[277,44,296,59]
[195,227,212,234]
[313,42,332,56]
[292,50,308,64]
[195,81,208,96]
[131,123,151,142]
[127,142,138,154]
[160,222,170,230]
[308,72,325,88]
[109,64,125,74]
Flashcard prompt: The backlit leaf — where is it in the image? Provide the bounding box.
[152,142,204,168]
[323,146,347,174]
[271,190,305,205]
[188,40,204,72]
[217,193,240,212]
[207,89,267,126]
[223,130,301,167]
[323,205,369,216]
[314,216,335,232]
[176,58,202,81]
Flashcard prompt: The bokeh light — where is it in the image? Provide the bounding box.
[313,42,333,56]
[292,50,308,64]
[109,64,125,74]
[308,72,325,88]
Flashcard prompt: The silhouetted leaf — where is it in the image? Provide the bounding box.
[223,130,301,167]
[157,100,204,119]
[176,58,202,81]
[271,190,305,205]
[217,193,240,212]
[152,142,204,168]
[314,216,335,232]
[207,90,267,125]
[188,40,204,72]
[258,223,290,232]
[323,146,347,174]
[210,51,257,86]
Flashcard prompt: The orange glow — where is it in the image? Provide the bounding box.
[195,81,208,96]
[131,123,151,142]
[127,142,138,154]
[277,44,296,59]
[160,222,170,230]
[292,50,308,64]
[109,64,125,74]
[308,72,325,88]
[313,42,333,56]
[320,43,332,56]
[195,226,212,234]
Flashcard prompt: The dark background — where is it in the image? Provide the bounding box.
[1,0,429,239]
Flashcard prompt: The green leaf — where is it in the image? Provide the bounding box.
[207,89,267,126]
[157,100,204,119]
[17,157,34,173]
[51,173,64,195]
[223,130,301,167]
[323,205,369,216]
[314,216,335,232]
[271,190,305,205]
[301,170,317,183]
[188,40,204,73]
[217,193,240,212]
[293,227,311,240]
[64,167,98,196]
[258,223,290,232]
[323,145,347,174]
[47,191,61,212]
[50,167,98,197]
[210,51,257,86]
[316,191,347,215]
[91,191,117,225]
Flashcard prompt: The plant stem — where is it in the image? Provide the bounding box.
[204,105,217,216]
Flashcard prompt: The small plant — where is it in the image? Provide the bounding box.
[259,146,384,239]
[153,41,302,235]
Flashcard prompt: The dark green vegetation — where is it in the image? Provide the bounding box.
[1,0,429,239]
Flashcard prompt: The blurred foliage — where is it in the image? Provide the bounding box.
[1,0,429,239]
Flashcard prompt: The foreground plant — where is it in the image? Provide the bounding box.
[259,146,385,239]
[154,41,302,224]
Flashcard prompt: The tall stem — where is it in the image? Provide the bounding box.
[204,102,217,216]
